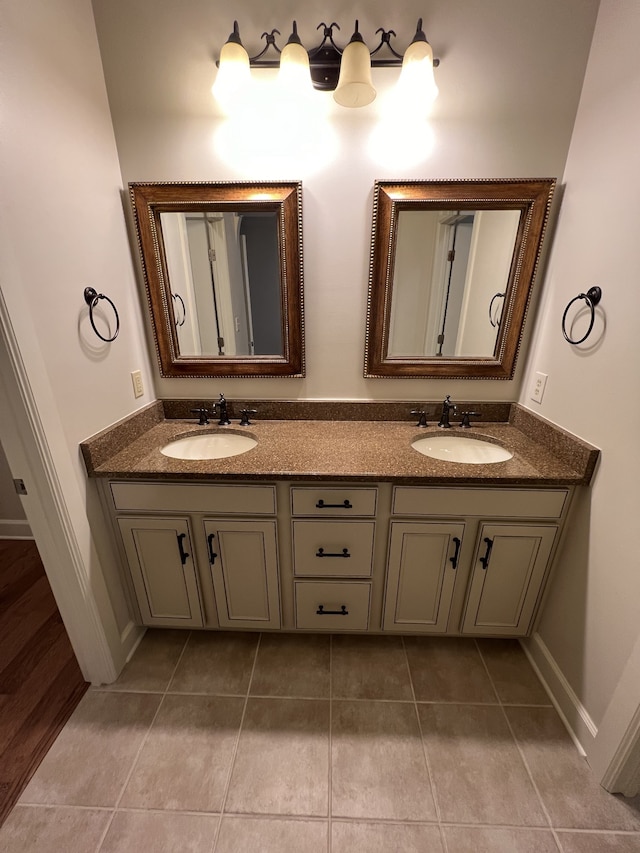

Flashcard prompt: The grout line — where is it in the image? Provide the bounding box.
[210,632,262,853]
[402,635,446,853]
[94,630,193,853]
[475,639,563,851]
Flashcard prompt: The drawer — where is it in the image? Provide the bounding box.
[295,581,371,630]
[392,487,569,520]
[292,521,375,577]
[291,487,377,517]
[110,482,276,515]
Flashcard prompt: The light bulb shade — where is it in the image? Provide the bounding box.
[333,40,376,108]
[398,39,438,106]
[278,41,312,94]
[212,40,251,107]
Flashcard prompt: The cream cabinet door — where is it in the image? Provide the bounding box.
[117,516,203,628]
[204,519,280,630]
[383,522,464,633]
[461,523,558,636]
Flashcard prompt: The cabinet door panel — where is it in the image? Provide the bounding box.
[383,522,464,633]
[205,520,280,629]
[462,524,557,636]
[118,517,203,628]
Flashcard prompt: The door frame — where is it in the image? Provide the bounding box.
[0,288,123,684]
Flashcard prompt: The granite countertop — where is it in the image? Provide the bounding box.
[81,404,599,486]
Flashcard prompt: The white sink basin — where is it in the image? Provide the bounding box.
[161,432,257,460]
[411,434,513,464]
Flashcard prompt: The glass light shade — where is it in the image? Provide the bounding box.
[278,41,313,94]
[212,40,251,108]
[397,39,439,107]
[333,40,376,108]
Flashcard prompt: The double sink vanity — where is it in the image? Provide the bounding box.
[93,177,598,641]
[82,400,598,641]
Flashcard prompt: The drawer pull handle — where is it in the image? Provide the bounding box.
[316,605,349,616]
[176,533,189,566]
[450,536,461,569]
[479,537,493,570]
[207,533,218,565]
[316,499,353,509]
[316,548,351,558]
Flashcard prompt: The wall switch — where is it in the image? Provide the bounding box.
[131,370,144,398]
[530,371,548,404]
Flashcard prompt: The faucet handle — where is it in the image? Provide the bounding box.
[410,409,428,428]
[239,408,257,427]
[460,411,480,428]
[191,406,211,426]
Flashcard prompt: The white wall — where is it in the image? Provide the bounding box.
[520,0,640,734]
[0,0,155,675]
[92,0,599,403]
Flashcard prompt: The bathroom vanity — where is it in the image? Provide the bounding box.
[82,402,598,639]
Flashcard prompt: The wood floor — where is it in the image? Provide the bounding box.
[0,539,87,826]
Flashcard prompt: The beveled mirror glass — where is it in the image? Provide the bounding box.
[130,181,304,377]
[364,179,555,379]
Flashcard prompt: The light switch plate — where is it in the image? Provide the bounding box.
[131,370,144,398]
[530,371,548,404]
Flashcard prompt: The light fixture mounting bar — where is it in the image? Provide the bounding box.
[218,20,439,92]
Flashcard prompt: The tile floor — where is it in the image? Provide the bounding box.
[2,631,640,852]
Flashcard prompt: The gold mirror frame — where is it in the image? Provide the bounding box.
[129,181,304,378]
[364,178,556,379]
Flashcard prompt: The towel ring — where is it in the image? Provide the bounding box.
[172,292,186,327]
[489,291,505,328]
[561,286,602,345]
[84,287,120,342]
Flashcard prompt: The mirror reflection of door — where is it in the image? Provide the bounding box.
[160,211,283,357]
[388,208,520,358]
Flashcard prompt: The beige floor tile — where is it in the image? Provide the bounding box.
[100,630,190,693]
[120,694,244,812]
[557,831,640,851]
[216,816,328,852]
[0,805,110,852]
[418,703,546,826]
[331,635,413,700]
[225,697,329,816]
[250,633,330,698]
[405,637,498,703]
[332,820,444,852]
[443,825,559,852]
[477,639,551,705]
[101,810,219,852]
[169,632,258,695]
[20,691,161,807]
[507,707,640,831]
[332,700,437,821]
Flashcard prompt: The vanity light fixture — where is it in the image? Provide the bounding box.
[213,19,439,108]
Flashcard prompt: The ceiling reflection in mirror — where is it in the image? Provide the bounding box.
[129,181,304,377]
[365,179,556,379]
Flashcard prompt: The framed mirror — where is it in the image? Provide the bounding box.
[129,181,304,377]
[364,178,556,379]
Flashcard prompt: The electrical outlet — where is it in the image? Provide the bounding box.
[131,370,144,399]
[530,371,548,404]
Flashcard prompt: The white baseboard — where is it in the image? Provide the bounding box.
[521,632,597,756]
[0,518,33,539]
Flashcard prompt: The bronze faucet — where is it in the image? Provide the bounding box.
[438,395,456,428]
